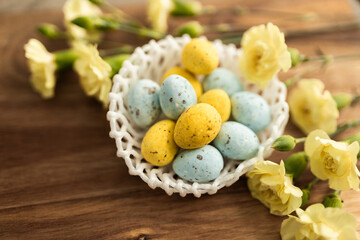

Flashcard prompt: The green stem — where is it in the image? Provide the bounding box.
[301,177,320,207]
[303,52,360,65]
[203,5,317,19]
[295,137,306,143]
[285,65,319,88]
[99,45,134,56]
[116,23,164,39]
[219,21,360,43]
[306,178,320,191]
[330,119,360,137]
[94,0,144,27]
[351,94,360,105]
[104,54,130,78]
[72,16,165,39]
[54,49,78,72]
[334,190,341,195]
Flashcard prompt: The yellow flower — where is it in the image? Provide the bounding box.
[73,42,112,107]
[281,204,360,240]
[239,23,291,88]
[288,79,339,134]
[24,39,57,99]
[246,160,303,216]
[63,0,102,42]
[305,129,360,191]
[147,0,173,34]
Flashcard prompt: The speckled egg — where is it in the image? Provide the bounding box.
[159,74,197,120]
[202,68,243,96]
[127,79,161,127]
[174,103,222,149]
[181,38,219,75]
[141,120,179,166]
[172,145,224,183]
[213,121,259,160]
[198,89,231,123]
[231,92,271,132]
[161,66,203,98]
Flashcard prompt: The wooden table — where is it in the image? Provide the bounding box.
[1,0,360,239]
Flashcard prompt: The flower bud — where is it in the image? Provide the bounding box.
[171,0,202,16]
[332,93,353,110]
[288,48,302,67]
[322,193,343,208]
[272,135,296,151]
[71,16,118,31]
[284,152,308,182]
[176,21,204,38]
[301,188,310,207]
[37,23,62,39]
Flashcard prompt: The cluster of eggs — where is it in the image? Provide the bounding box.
[126,38,271,183]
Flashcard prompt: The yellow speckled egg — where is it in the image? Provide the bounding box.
[161,67,203,98]
[174,103,222,149]
[141,120,179,166]
[198,89,231,123]
[182,38,219,75]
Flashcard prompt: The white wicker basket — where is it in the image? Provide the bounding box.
[107,35,289,197]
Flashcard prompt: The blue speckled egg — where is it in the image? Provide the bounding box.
[173,145,224,182]
[231,92,271,133]
[159,74,197,119]
[213,121,259,160]
[127,79,161,127]
[202,68,243,96]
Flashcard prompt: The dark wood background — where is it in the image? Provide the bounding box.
[1,0,360,239]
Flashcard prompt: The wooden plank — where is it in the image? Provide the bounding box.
[0,0,360,239]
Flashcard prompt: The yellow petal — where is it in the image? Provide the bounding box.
[280,216,302,240]
[305,129,330,157]
[339,227,360,240]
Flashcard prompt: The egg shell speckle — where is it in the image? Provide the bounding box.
[161,66,203,98]
[174,103,222,149]
[231,91,271,132]
[141,120,179,166]
[203,68,243,96]
[181,38,219,75]
[213,121,259,160]
[198,89,231,123]
[127,79,161,127]
[159,74,197,120]
[172,145,224,183]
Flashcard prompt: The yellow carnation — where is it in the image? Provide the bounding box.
[305,129,360,191]
[24,39,57,99]
[147,0,173,34]
[73,42,112,107]
[281,203,360,240]
[246,160,303,216]
[239,23,291,88]
[63,0,102,42]
[289,79,339,134]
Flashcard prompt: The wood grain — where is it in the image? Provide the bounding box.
[0,0,360,239]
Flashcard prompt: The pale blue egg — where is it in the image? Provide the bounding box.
[231,92,271,132]
[202,68,243,96]
[213,121,259,160]
[172,145,224,183]
[159,74,197,120]
[127,79,161,127]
